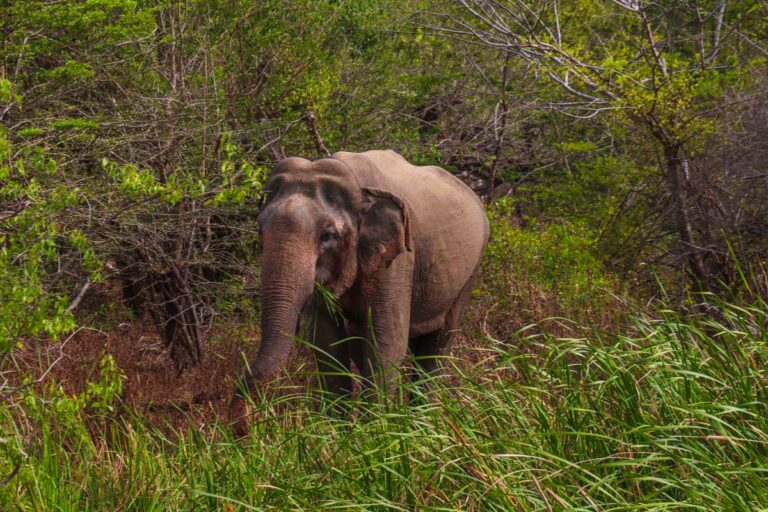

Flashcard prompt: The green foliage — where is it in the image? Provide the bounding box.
[16,127,43,138]
[51,118,100,131]
[104,160,199,205]
[22,353,124,425]
[69,230,103,281]
[0,126,84,355]
[529,155,642,223]
[213,136,270,206]
[101,136,267,207]
[484,199,621,321]
[313,281,344,322]
[0,79,20,104]
[46,61,97,82]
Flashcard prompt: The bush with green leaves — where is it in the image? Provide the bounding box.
[483,198,624,328]
[0,79,95,358]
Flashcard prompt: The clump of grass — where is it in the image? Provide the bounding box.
[3,297,768,510]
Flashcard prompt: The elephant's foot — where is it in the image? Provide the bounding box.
[228,393,253,438]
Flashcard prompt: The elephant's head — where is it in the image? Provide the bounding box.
[229,156,412,436]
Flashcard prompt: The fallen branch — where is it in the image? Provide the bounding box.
[66,280,92,314]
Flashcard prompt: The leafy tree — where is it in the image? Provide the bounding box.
[440,0,767,292]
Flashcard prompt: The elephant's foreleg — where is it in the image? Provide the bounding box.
[308,303,352,399]
[410,330,448,376]
[357,258,413,397]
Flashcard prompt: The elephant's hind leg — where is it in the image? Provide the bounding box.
[412,265,480,378]
[410,330,446,377]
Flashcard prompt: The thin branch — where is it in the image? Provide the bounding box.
[66,280,92,314]
[303,110,331,157]
[0,201,31,221]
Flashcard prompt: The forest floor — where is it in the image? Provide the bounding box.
[15,282,248,432]
[17,313,242,432]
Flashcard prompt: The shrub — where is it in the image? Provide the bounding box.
[482,198,627,332]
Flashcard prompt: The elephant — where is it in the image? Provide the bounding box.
[229,150,489,435]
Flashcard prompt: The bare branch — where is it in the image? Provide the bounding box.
[66,280,92,314]
[0,201,31,222]
[303,110,331,157]
[609,0,641,12]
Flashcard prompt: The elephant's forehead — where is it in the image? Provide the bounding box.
[260,194,321,230]
[266,170,362,212]
[261,192,350,234]
[269,174,346,198]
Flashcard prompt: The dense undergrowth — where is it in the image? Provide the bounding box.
[3,297,768,511]
[482,199,627,333]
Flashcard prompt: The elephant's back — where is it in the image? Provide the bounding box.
[401,163,489,252]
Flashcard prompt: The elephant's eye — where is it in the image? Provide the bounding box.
[319,228,339,251]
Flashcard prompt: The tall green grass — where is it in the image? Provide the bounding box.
[3,298,768,510]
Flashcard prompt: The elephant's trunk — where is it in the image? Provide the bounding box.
[230,229,316,436]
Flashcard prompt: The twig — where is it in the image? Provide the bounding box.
[303,110,331,157]
[66,280,92,314]
[0,460,21,488]
[0,201,32,222]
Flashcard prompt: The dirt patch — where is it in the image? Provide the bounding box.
[14,316,250,431]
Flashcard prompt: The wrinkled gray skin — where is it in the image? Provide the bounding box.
[230,150,489,435]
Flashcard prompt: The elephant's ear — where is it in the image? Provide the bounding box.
[358,188,413,280]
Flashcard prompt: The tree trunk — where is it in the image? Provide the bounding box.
[664,144,710,292]
[487,53,511,200]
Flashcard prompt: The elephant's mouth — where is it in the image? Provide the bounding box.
[315,266,332,286]
[294,293,318,336]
